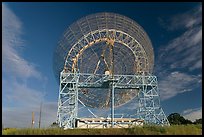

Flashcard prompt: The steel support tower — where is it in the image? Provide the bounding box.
[57,72,169,129]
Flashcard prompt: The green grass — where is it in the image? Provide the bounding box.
[2,124,202,135]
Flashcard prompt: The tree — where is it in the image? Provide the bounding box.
[167,113,193,125]
[168,113,182,125]
[182,119,193,124]
[50,122,60,128]
[194,118,202,124]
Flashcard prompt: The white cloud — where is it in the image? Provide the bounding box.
[2,77,57,128]
[2,81,58,128]
[159,4,202,31]
[182,107,202,122]
[158,25,202,72]
[2,102,58,128]
[158,71,201,100]
[156,5,202,75]
[2,75,58,128]
[2,3,42,80]
[5,81,44,107]
[2,3,54,128]
[155,4,202,100]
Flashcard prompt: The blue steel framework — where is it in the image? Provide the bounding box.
[57,72,169,128]
[55,12,169,129]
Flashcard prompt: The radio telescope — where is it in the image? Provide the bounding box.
[54,12,169,129]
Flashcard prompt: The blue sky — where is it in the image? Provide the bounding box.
[2,2,202,128]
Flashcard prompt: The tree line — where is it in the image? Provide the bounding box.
[167,113,202,125]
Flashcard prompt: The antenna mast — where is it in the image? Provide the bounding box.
[39,102,42,128]
[31,112,34,128]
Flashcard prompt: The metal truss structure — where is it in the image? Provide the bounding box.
[54,12,169,129]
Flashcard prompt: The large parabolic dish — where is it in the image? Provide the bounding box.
[53,12,154,109]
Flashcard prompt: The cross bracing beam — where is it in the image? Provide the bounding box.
[61,72,158,89]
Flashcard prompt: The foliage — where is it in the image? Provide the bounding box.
[50,122,60,128]
[167,113,193,125]
[194,118,202,124]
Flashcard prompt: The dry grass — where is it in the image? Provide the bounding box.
[2,124,202,135]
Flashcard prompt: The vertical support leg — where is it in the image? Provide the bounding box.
[111,82,115,128]
[137,75,169,126]
[57,72,79,129]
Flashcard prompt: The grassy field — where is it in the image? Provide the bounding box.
[2,124,202,135]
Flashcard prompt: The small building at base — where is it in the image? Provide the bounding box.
[76,118,144,128]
